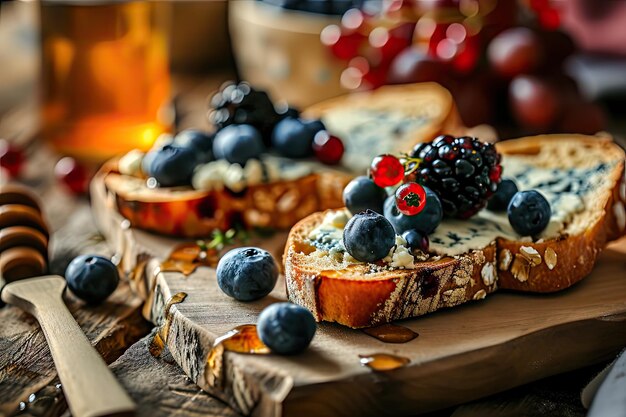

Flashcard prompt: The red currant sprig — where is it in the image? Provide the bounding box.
[395,182,427,216]
[370,154,404,187]
[370,154,423,188]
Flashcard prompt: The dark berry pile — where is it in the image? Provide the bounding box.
[208,82,282,142]
[410,135,502,219]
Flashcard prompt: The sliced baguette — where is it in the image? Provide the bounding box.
[284,134,626,328]
[100,82,468,237]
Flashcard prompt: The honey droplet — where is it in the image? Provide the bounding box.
[160,242,217,276]
[362,324,419,344]
[359,353,410,371]
[205,324,270,388]
[170,244,202,263]
[149,292,187,357]
[215,324,270,355]
[160,259,202,276]
[148,332,165,357]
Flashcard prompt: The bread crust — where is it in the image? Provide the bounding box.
[496,134,626,292]
[99,166,352,237]
[284,135,626,327]
[304,82,465,141]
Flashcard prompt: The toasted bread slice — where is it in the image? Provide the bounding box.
[284,134,626,328]
[101,83,467,237]
[304,83,465,173]
[98,163,351,237]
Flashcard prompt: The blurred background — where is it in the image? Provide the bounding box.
[1,0,625,180]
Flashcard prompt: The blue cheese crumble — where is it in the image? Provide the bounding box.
[307,209,416,269]
[428,158,615,256]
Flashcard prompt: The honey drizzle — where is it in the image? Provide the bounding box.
[205,324,270,388]
[359,353,410,371]
[362,324,419,344]
[159,242,217,276]
[148,292,188,357]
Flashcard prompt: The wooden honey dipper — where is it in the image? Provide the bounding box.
[0,184,49,289]
[0,184,136,416]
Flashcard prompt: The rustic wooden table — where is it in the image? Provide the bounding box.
[0,3,621,415]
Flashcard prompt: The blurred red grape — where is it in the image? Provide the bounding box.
[488,27,542,78]
[509,75,560,130]
[387,47,446,84]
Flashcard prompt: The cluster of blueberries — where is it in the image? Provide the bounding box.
[342,175,442,261]
[142,119,328,188]
[341,175,551,263]
[216,247,316,355]
[64,247,316,355]
[141,116,325,187]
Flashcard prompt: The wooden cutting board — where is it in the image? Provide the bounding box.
[91,174,626,417]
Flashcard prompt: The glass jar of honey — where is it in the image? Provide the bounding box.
[40,1,172,162]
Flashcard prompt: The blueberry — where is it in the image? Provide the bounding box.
[175,129,215,163]
[343,176,388,215]
[384,186,443,235]
[343,210,395,262]
[212,125,265,165]
[216,247,278,301]
[148,144,198,186]
[302,119,326,137]
[508,190,551,236]
[257,302,316,355]
[271,117,315,158]
[402,229,429,253]
[277,105,301,119]
[65,255,119,304]
[487,179,518,212]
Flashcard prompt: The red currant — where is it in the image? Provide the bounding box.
[313,131,344,165]
[370,155,404,187]
[395,182,427,216]
[0,139,25,178]
[55,157,89,195]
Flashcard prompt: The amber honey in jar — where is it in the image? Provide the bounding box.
[40,0,172,162]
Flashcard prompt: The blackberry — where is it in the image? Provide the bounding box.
[410,135,502,219]
[208,82,281,143]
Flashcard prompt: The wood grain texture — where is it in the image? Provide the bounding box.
[108,333,242,417]
[92,172,626,417]
[0,278,148,416]
[2,276,136,417]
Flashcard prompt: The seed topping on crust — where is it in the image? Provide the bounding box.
[481,263,496,286]
[499,249,512,271]
[519,246,542,266]
[544,247,558,270]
